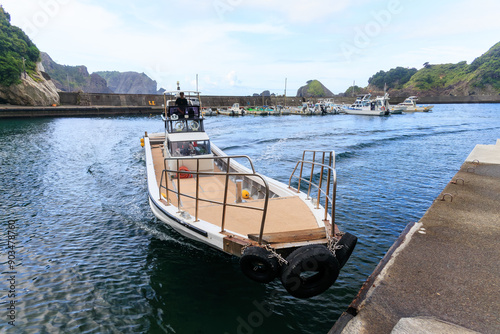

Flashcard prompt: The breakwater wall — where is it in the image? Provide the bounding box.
[58,92,313,108]
[59,92,500,107]
[2,92,499,118]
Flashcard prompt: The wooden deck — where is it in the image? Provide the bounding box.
[150,142,324,237]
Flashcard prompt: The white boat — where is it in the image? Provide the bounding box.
[290,102,319,115]
[218,103,245,116]
[317,98,341,114]
[394,96,433,112]
[201,107,217,116]
[142,90,357,298]
[342,93,391,116]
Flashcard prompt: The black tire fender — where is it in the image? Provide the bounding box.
[335,232,358,268]
[281,245,340,299]
[240,246,280,283]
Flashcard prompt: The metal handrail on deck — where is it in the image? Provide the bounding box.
[288,150,337,238]
[159,155,270,244]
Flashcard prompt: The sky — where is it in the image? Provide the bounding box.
[2,0,500,95]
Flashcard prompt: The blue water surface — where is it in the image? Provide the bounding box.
[1,104,499,333]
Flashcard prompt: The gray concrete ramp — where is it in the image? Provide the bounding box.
[330,140,500,334]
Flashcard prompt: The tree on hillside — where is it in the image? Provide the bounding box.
[0,6,40,86]
[344,85,362,96]
[468,41,500,89]
[368,66,417,90]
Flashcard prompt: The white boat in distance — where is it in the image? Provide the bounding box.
[218,103,245,116]
[142,90,357,298]
[393,96,433,112]
[342,93,391,116]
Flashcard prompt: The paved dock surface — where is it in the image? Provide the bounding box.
[331,140,500,334]
[0,105,163,118]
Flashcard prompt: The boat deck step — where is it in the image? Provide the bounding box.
[248,227,327,244]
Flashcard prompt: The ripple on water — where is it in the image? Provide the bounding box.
[1,106,500,333]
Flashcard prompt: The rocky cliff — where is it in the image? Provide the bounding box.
[0,62,59,105]
[95,71,162,94]
[41,52,113,93]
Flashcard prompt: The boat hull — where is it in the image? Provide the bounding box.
[342,108,389,116]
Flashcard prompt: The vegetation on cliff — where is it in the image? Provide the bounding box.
[365,41,500,96]
[344,85,363,96]
[0,6,40,87]
[404,61,472,91]
[296,80,333,98]
[368,67,418,90]
[468,41,500,90]
[40,52,112,93]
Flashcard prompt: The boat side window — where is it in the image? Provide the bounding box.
[195,140,209,155]
[169,141,182,156]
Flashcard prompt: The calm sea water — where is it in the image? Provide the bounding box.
[1,104,499,333]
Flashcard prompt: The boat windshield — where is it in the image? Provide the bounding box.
[169,140,210,157]
[167,105,201,119]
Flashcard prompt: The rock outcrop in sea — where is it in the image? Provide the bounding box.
[296,80,334,98]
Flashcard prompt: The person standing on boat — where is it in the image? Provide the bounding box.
[175,92,188,116]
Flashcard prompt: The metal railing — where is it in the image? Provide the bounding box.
[288,150,337,237]
[159,155,271,244]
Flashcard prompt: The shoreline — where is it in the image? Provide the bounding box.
[1,93,499,118]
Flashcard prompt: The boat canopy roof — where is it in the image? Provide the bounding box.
[167,131,210,142]
[163,90,201,96]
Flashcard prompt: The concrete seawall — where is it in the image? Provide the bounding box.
[58,92,309,108]
[330,140,500,334]
[58,92,500,107]
[1,92,499,118]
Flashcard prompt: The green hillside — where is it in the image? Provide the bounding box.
[468,41,500,90]
[404,42,500,93]
[296,80,334,98]
[368,67,418,90]
[0,6,40,86]
[405,61,473,90]
[365,41,500,95]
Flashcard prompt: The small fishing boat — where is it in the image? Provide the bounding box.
[218,103,245,116]
[201,107,217,116]
[342,93,391,116]
[142,90,357,298]
[393,96,433,112]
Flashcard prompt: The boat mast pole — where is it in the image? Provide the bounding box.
[284,78,287,108]
[196,74,201,108]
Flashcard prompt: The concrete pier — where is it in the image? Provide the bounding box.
[0,105,163,118]
[330,140,500,334]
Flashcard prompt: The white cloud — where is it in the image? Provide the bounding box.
[238,0,352,23]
